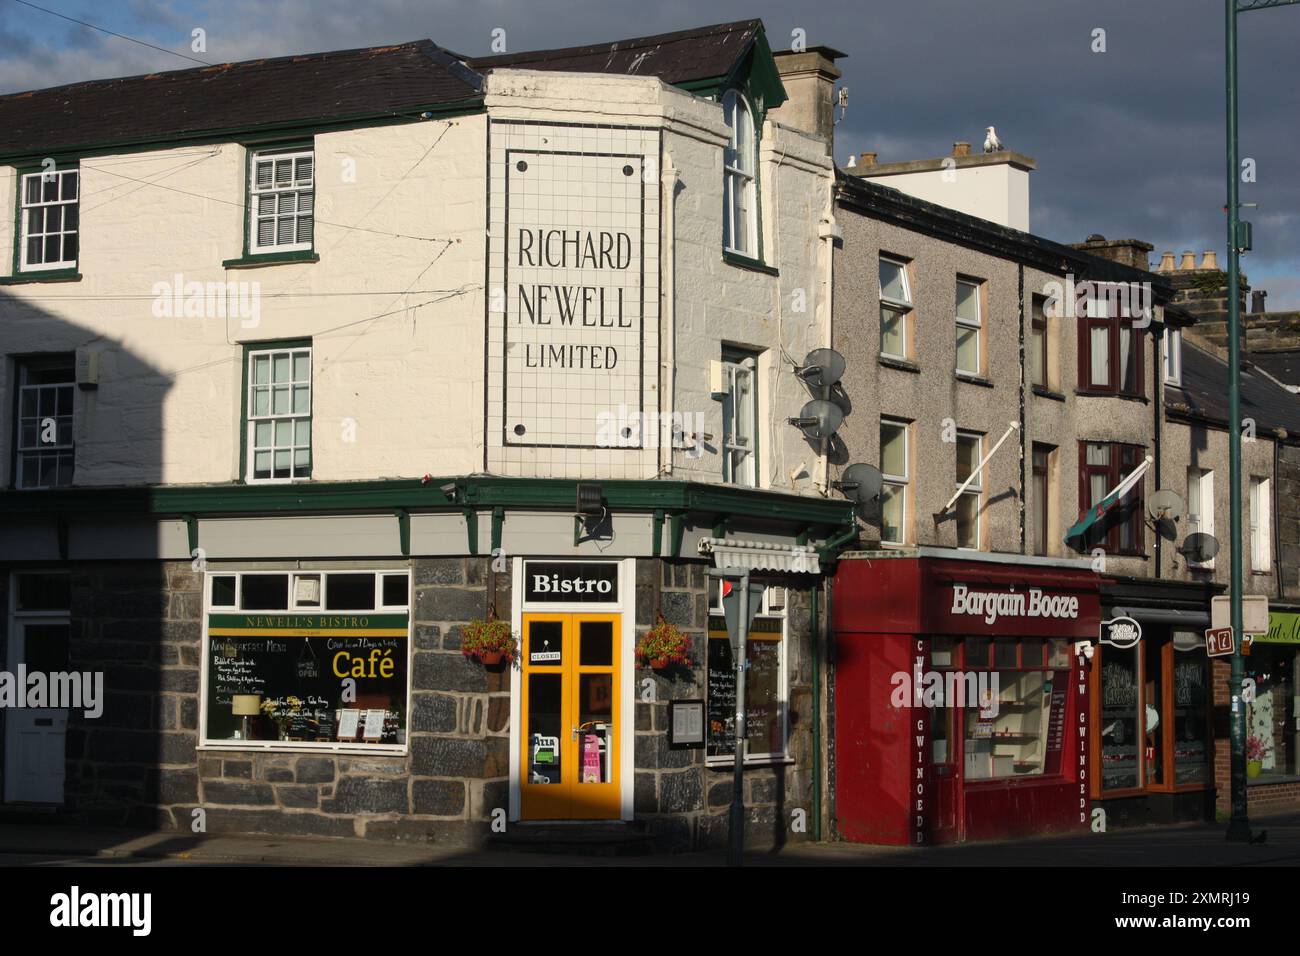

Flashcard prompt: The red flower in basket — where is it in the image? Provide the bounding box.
[461,617,518,666]
[636,619,693,670]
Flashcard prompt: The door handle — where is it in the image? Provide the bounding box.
[572,725,578,741]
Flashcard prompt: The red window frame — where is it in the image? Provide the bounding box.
[1077,441,1146,556]
[1077,296,1145,398]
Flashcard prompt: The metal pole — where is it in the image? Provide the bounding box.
[1224,0,1251,842]
[728,572,750,866]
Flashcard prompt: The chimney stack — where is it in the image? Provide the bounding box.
[952,141,971,157]
[1158,251,1176,272]
[1200,250,1218,270]
[859,151,876,167]
[768,46,847,154]
[1251,290,1268,313]
[1180,251,1198,270]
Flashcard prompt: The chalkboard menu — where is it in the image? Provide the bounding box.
[206,614,408,746]
[706,616,783,758]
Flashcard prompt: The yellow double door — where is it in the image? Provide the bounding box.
[520,613,621,820]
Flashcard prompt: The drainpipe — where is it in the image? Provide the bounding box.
[815,197,842,494]
[660,155,679,476]
[811,580,822,841]
[1154,318,1163,579]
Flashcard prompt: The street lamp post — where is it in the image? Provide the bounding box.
[1224,0,1298,843]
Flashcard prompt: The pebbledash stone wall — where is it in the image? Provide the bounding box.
[633,560,817,851]
[55,556,817,850]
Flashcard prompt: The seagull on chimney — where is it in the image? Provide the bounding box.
[983,126,1003,152]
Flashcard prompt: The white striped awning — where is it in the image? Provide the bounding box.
[696,536,821,574]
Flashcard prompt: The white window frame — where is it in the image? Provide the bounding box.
[955,277,982,375]
[1251,476,1272,572]
[721,354,758,487]
[879,256,912,360]
[15,358,75,489]
[721,90,758,258]
[705,579,790,766]
[1187,467,1215,569]
[955,431,983,550]
[880,418,909,545]
[199,569,412,755]
[1164,326,1183,386]
[18,166,79,272]
[248,147,314,254]
[246,345,312,483]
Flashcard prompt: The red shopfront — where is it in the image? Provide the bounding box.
[833,551,1101,845]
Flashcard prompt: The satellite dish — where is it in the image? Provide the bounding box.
[1147,489,1183,541]
[1178,532,1220,564]
[1147,490,1183,522]
[788,400,844,441]
[833,463,884,503]
[796,348,847,388]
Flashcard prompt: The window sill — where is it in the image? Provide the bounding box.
[1251,570,1272,577]
[1031,385,1065,402]
[0,269,82,285]
[198,742,407,756]
[706,755,794,770]
[223,250,320,269]
[722,250,779,276]
[955,372,994,388]
[878,355,920,373]
[1075,388,1149,404]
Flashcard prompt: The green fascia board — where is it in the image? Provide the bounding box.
[0,99,486,166]
[0,476,854,527]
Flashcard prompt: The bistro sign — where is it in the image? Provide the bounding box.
[524,562,619,604]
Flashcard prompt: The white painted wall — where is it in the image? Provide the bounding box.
[859,163,1030,231]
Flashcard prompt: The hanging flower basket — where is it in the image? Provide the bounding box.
[461,617,518,666]
[636,619,693,670]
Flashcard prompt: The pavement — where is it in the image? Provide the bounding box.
[1,810,1298,866]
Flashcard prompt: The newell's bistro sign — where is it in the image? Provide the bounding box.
[502,147,647,448]
[525,562,619,604]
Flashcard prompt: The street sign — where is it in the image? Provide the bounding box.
[722,579,765,652]
[1206,626,1236,658]
[1211,595,1268,635]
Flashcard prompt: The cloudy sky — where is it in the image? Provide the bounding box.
[2,0,1297,305]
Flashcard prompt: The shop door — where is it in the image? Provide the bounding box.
[930,705,961,843]
[520,613,620,820]
[3,619,71,803]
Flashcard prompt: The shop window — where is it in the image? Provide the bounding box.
[880,418,909,544]
[245,343,312,482]
[1032,443,1056,556]
[720,347,758,487]
[1077,441,1146,556]
[18,163,79,272]
[960,636,1071,780]
[1099,644,1141,791]
[1244,645,1298,782]
[14,356,75,489]
[1172,647,1210,785]
[721,90,758,259]
[955,277,983,376]
[1078,295,1145,398]
[955,431,982,549]
[879,256,913,360]
[203,570,410,751]
[1029,294,1051,389]
[706,590,787,763]
[1186,466,1215,569]
[1250,476,1271,572]
[248,146,314,254]
[15,572,71,610]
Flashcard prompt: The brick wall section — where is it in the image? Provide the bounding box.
[633,559,817,851]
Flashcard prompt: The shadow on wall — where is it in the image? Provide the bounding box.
[0,289,182,826]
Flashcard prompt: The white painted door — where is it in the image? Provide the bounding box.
[4,619,70,803]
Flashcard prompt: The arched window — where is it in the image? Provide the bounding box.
[722,89,758,257]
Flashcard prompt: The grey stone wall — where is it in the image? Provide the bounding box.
[1278,446,1300,599]
[633,559,817,851]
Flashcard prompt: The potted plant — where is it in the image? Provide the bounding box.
[261,695,303,739]
[461,616,518,666]
[1246,735,1270,778]
[636,617,693,670]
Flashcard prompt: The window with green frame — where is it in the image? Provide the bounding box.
[246,144,314,255]
[244,342,312,481]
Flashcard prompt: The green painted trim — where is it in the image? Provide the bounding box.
[463,507,478,554]
[711,517,728,538]
[0,270,82,285]
[0,100,486,167]
[209,612,409,629]
[394,508,410,556]
[670,512,685,557]
[183,513,198,554]
[721,251,778,276]
[490,506,505,553]
[223,251,320,269]
[673,75,729,97]
[0,476,856,527]
[652,508,665,557]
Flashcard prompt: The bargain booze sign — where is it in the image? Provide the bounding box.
[931,581,1099,638]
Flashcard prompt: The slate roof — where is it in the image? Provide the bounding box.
[466,19,764,86]
[1246,350,1300,389]
[0,40,483,156]
[1166,340,1300,437]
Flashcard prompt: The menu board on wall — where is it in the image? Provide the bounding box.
[206,614,408,745]
[706,616,783,758]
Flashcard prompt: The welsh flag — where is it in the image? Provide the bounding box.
[1065,455,1153,552]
